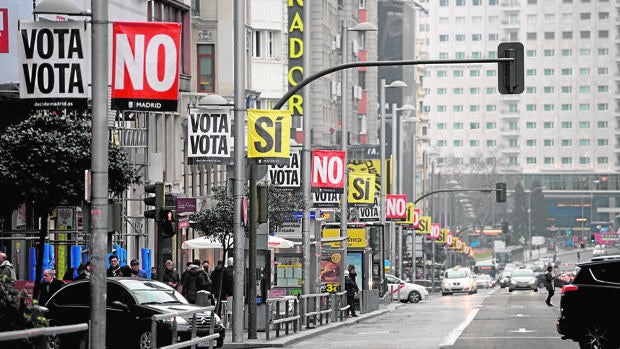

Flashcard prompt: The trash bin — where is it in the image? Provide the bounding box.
[196,290,212,306]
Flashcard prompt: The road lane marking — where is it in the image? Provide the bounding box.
[459,336,560,339]
[510,328,536,333]
[439,308,479,346]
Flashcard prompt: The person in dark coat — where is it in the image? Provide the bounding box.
[161,260,181,290]
[222,257,234,299]
[344,269,359,317]
[182,264,202,303]
[74,264,88,280]
[107,255,121,277]
[210,260,225,298]
[37,269,64,306]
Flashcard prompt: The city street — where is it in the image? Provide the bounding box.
[282,247,598,349]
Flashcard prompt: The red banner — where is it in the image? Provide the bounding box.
[0,9,8,53]
[311,150,345,193]
[111,21,181,111]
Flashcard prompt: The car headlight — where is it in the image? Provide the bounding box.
[528,279,536,285]
[510,279,517,285]
[442,280,450,288]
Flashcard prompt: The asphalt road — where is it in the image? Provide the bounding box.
[284,246,606,349]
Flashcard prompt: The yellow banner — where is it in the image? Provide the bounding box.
[247,109,291,161]
[322,227,367,248]
[438,228,448,244]
[348,172,376,206]
[416,215,431,233]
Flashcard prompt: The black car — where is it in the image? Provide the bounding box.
[44,278,225,349]
[557,255,620,348]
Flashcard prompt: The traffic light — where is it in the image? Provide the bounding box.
[590,233,596,243]
[497,42,524,94]
[502,222,508,235]
[159,208,177,237]
[144,182,165,222]
[496,182,507,202]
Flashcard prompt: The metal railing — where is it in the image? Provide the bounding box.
[265,295,300,340]
[150,305,220,349]
[0,323,89,349]
[299,292,332,327]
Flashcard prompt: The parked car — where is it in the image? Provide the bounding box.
[499,271,512,288]
[44,278,225,349]
[475,274,493,289]
[441,266,477,296]
[557,255,620,348]
[413,279,434,293]
[508,268,538,292]
[385,274,429,303]
[592,244,606,257]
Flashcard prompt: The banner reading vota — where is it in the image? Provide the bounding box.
[111,22,181,111]
[187,107,232,165]
[18,21,89,108]
[267,147,301,189]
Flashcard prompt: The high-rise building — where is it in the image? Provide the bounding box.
[422,0,620,234]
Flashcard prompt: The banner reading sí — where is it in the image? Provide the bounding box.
[111,22,181,111]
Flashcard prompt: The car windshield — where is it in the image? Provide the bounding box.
[511,270,534,277]
[120,279,188,304]
[446,270,468,278]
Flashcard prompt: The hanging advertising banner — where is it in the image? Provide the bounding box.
[320,251,341,293]
[348,159,383,222]
[18,20,89,108]
[312,191,340,208]
[287,0,304,134]
[438,228,448,244]
[267,147,301,189]
[429,223,441,240]
[348,172,376,207]
[357,196,379,221]
[0,9,8,53]
[111,21,181,111]
[311,150,345,193]
[416,215,431,234]
[385,194,407,220]
[247,109,291,165]
[187,107,232,164]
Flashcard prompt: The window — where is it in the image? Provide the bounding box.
[526,121,536,129]
[437,70,447,77]
[597,121,608,128]
[470,139,480,146]
[470,70,480,77]
[453,88,464,95]
[508,139,518,148]
[561,86,572,93]
[580,68,590,75]
[486,87,495,94]
[439,34,449,41]
[598,31,609,39]
[561,49,572,56]
[598,48,609,56]
[456,34,466,41]
[453,105,464,112]
[579,157,590,165]
[470,87,480,94]
[472,34,482,41]
[598,67,609,75]
[437,105,447,112]
[561,104,572,111]
[579,139,590,146]
[544,86,554,94]
[526,139,536,146]
[453,122,464,129]
[440,0,449,6]
[526,104,536,111]
[562,32,573,39]
[456,17,466,23]
[544,121,554,128]
[472,51,482,58]
[597,103,608,111]
[597,139,608,146]
[544,49,554,56]
[526,157,537,164]
[470,105,480,112]
[486,122,496,129]
[544,68,554,76]
[580,48,590,56]
[597,157,608,165]
[470,122,480,129]
[544,32,555,39]
[580,12,591,19]
[486,140,496,147]
[437,88,447,95]
[508,156,518,165]
[508,121,518,130]
[488,33,499,41]
[455,52,465,59]
[437,122,447,129]
[439,52,449,59]
[580,31,590,39]
[454,70,464,77]
[579,121,590,128]
[252,30,277,58]
[579,104,590,111]
[544,139,554,146]
[527,14,537,23]
[437,140,447,147]
[197,44,215,92]
[562,157,572,165]
[544,104,554,111]
[579,85,590,93]
[544,157,554,164]
[454,140,463,147]
[526,87,536,93]
[561,68,572,76]
[527,32,537,40]
[527,49,536,57]
[561,121,572,128]
[562,139,572,146]
[598,85,608,93]
[486,70,496,77]
[486,105,496,112]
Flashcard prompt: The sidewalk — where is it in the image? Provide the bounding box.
[221,302,403,348]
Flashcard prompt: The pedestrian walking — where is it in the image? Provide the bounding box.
[211,260,225,298]
[161,260,181,289]
[344,269,359,317]
[182,263,203,303]
[37,269,64,306]
[130,259,147,278]
[181,261,192,285]
[544,265,556,306]
[0,252,17,285]
[223,257,234,299]
[107,255,121,277]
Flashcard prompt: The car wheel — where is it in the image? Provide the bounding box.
[441,291,452,296]
[579,322,616,349]
[533,288,538,292]
[137,328,153,349]
[509,288,513,292]
[408,291,421,303]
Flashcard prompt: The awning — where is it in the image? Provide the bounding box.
[181,235,296,250]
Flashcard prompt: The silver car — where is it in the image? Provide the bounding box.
[441,267,477,296]
[508,268,538,292]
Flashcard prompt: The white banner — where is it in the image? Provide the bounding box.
[267,147,301,188]
[19,21,90,100]
[187,107,233,164]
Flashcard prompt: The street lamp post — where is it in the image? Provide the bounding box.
[401,116,420,282]
[379,79,406,280]
[528,186,545,257]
